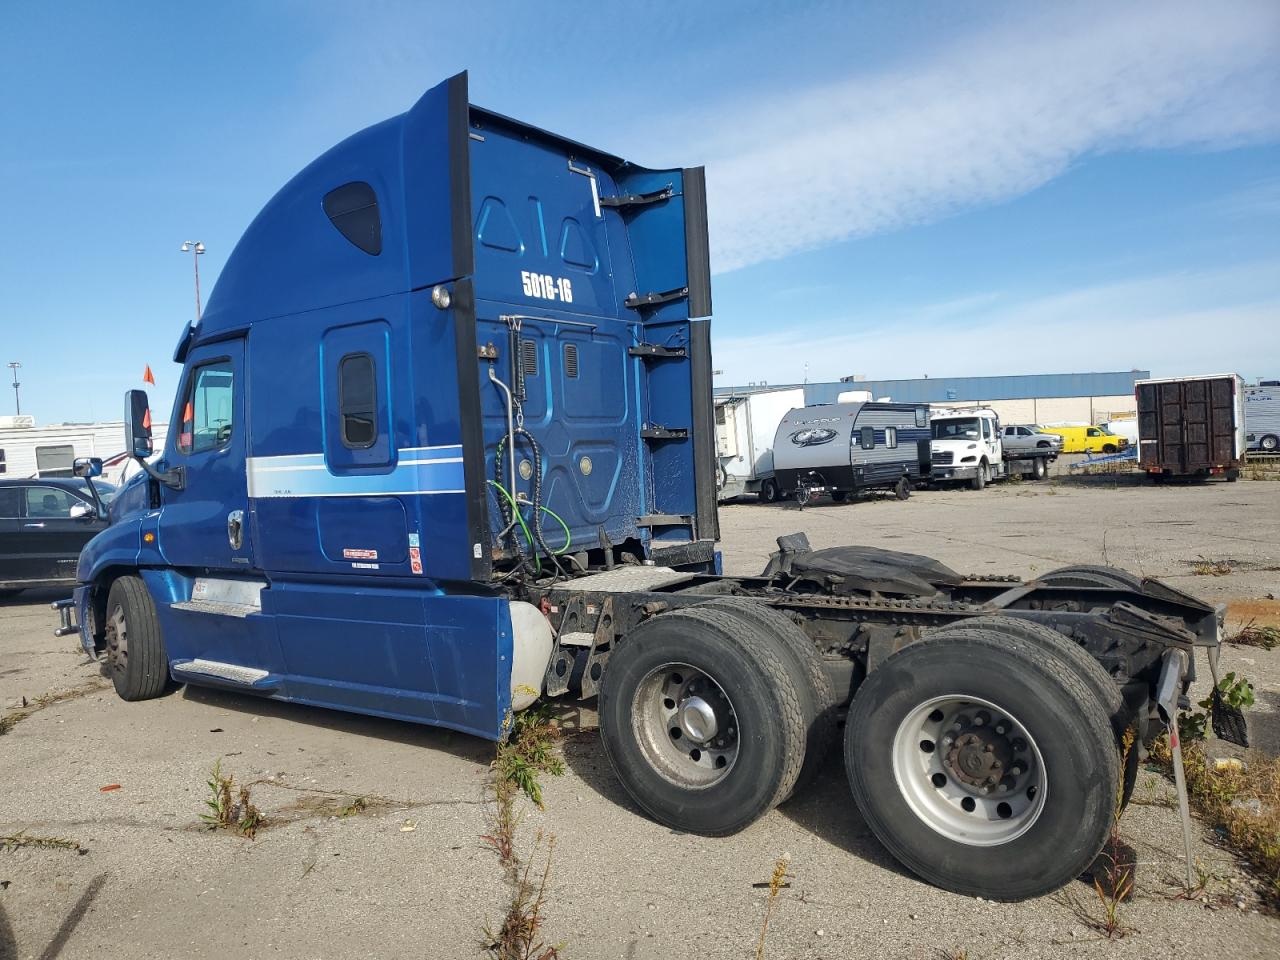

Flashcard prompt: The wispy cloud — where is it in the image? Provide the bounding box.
[695,1,1280,273]
[712,260,1280,385]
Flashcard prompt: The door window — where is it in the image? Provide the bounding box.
[0,487,20,518]
[177,360,235,455]
[24,486,79,518]
[338,352,378,448]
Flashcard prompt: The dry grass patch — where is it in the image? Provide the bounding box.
[1151,738,1280,903]
[1190,557,1234,577]
[0,678,110,736]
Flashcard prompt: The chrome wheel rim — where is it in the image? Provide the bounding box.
[105,605,128,675]
[891,695,1046,846]
[631,662,739,788]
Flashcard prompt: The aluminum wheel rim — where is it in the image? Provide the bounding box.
[105,605,128,675]
[891,695,1047,846]
[631,662,739,788]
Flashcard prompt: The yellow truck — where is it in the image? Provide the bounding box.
[1039,424,1129,454]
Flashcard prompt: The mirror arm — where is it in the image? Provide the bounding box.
[83,477,106,518]
[135,457,185,491]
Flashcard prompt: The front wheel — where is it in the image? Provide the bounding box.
[970,463,987,491]
[830,489,849,503]
[844,628,1118,900]
[104,576,172,701]
[1102,444,1117,453]
[1031,457,1047,481]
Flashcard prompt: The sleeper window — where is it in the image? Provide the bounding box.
[339,353,378,448]
[177,360,234,455]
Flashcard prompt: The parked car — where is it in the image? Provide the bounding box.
[1039,424,1129,454]
[0,475,114,598]
[1001,424,1064,456]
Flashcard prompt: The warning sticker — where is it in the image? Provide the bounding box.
[343,548,378,561]
[351,562,380,570]
[409,545,423,575]
[408,533,421,548]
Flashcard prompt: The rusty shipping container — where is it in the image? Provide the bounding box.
[1135,374,1245,481]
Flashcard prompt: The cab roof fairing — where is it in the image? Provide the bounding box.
[184,72,690,357]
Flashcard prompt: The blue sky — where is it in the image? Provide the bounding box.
[1,0,1277,424]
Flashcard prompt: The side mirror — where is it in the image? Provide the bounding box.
[69,502,96,520]
[73,457,103,479]
[125,389,154,458]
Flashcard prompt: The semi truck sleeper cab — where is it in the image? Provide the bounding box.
[59,72,1241,903]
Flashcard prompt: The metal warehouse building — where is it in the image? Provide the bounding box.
[716,370,1150,426]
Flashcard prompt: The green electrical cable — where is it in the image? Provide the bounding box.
[486,480,574,560]
[538,504,572,555]
[486,480,539,573]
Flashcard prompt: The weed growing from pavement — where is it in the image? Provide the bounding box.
[1089,730,1137,939]
[199,758,265,839]
[754,855,792,960]
[1226,620,1280,651]
[1,831,83,853]
[1190,557,1234,577]
[482,705,567,959]
[0,678,110,736]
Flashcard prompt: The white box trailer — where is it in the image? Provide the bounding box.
[1244,382,1280,452]
[0,421,169,484]
[714,388,805,500]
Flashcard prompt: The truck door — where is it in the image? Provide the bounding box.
[158,340,254,571]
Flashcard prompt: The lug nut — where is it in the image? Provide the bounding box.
[979,785,991,795]
[1009,765,1022,777]
[995,723,1007,735]
[942,735,954,746]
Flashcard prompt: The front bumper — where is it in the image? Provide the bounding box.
[931,464,979,480]
[52,585,95,656]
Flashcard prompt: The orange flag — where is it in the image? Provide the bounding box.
[143,365,155,385]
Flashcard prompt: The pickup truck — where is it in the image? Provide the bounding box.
[1001,424,1063,457]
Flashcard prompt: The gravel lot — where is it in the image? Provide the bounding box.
[2,473,1279,960]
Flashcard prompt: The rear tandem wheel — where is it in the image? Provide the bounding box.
[844,625,1119,900]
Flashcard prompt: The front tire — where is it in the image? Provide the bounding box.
[970,462,987,491]
[104,576,172,701]
[1031,457,1047,481]
[844,628,1118,900]
[830,489,849,503]
[599,607,806,836]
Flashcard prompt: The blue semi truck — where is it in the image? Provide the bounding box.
[57,73,1239,901]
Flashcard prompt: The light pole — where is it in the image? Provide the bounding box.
[180,241,206,323]
[6,362,19,416]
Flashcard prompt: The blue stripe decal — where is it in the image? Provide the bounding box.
[247,445,465,499]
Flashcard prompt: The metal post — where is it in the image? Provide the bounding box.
[6,361,19,416]
[180,241,206,323]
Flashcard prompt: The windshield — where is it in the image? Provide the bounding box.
[932,418,981,440]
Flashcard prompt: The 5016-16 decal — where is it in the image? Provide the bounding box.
[521,271,573,303]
